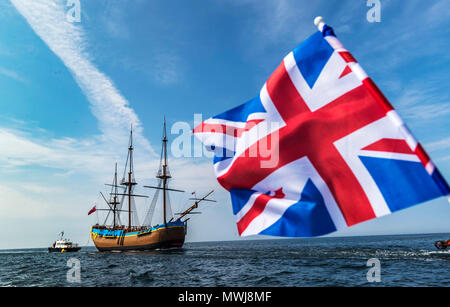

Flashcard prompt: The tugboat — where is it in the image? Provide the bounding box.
[90,120,215,252]
[48,232,81,253]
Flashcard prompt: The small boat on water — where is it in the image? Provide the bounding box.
[434,239,450,250]
[48,232,81,253]
[90,120,215,252]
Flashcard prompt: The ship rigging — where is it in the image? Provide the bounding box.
[90,120,215,251]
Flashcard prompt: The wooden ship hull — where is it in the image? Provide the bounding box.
[91,220,186,251]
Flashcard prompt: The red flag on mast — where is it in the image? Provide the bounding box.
[88,205,96,215]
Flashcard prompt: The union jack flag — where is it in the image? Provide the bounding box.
[193,22,450,237]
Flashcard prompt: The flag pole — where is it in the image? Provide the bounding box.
[314,16,326,31]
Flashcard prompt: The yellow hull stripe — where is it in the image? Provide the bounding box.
[91,225,184,239]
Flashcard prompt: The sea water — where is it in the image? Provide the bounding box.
[0,233,449,287]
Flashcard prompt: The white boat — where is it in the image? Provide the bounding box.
[48,232,81,253]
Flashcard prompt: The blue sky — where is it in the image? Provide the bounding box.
[0,0,449,249]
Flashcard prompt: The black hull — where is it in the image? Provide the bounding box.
[48,247,81,253]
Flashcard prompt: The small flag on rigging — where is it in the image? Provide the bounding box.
[88,205,97,216]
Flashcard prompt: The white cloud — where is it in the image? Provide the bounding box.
[0,0,164,228]
[150,51,183,85]
[100,1,130,39]
[10,0,153,153]
[0,66,28,84]
[0,122,228,232]
[4,0,173,190]
[392,87,450,121]
[234,0,320,46]
[0,183,69,219]
[401,103,450,120]
[0,127,109,174]
[426,137,450,152]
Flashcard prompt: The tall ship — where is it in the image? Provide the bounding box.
[91,121,214,252]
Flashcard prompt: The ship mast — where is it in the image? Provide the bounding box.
[143,118,185,226]
[100,127,148,229]
[158,118,171,226]
[101,162,129,228]
[128,128,133,228]
[121,127,138,229]
[112,163,119,228]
